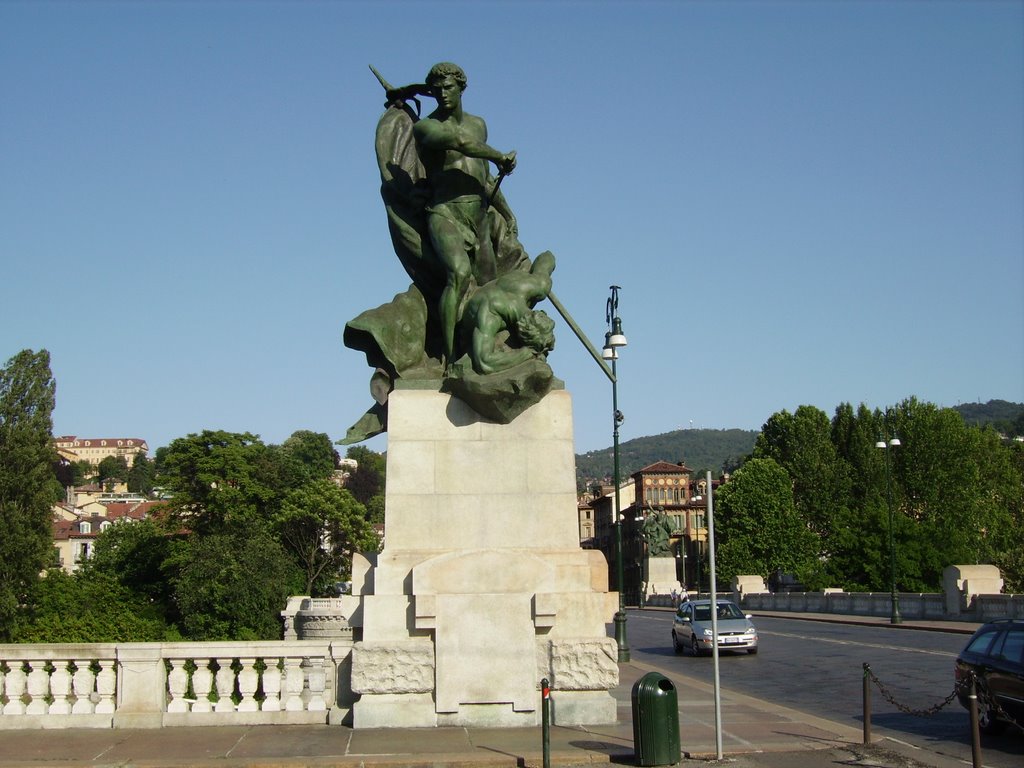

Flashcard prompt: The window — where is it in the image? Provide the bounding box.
[79,521,91,534]
[995,629,1024,664]
[965,627,1000,655]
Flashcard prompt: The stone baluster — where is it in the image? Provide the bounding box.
[166,658,190,713]
[49,660,73,714]
[25,660,50,715]
[260,657,282,712]
[305,656,327,711]
[282,657,305,711]
[71,661,96,714]
[213,657,235,712]
[236,657,259,712]
[190,658,214,713]
[94,659,116,714]
[3,662,26,715]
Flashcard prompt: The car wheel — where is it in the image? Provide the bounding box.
[691,636,702,657]
[747,647,758,655]
[672,631,683,654]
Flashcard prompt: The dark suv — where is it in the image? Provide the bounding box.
[954,618,1024,733]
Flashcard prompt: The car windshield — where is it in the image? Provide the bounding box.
[694,603,744,621]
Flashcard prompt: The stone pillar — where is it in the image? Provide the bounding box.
[114,644,165,728]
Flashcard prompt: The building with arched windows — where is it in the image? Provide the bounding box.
[54,435,149,467]
[585,460,726,605]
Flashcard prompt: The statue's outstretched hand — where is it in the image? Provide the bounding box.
[499,151,517,176]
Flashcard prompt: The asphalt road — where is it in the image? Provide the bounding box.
[624,608,1023,768]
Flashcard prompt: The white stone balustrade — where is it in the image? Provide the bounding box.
[0,640,351,729]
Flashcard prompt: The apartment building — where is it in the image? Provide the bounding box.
[54,436,149,467]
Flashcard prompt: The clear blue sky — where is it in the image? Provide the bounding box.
[3,1,1022,456]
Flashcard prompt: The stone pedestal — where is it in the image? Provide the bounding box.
[346,387,618,728]
[643,556,681,599]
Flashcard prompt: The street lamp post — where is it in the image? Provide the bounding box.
[603,285,629,662]
[876,434,902,625]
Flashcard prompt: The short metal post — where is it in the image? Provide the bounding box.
[541,677,551,768]
[968,674,982,768]
[862,663,872,744]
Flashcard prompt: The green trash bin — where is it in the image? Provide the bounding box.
[631,672,680,766]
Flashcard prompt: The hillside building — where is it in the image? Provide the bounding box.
[54,435,149,467]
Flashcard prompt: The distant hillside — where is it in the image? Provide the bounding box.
[952,399,1024,435]
[575,428,758,489]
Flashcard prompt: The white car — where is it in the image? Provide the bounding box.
[672,599,759,655]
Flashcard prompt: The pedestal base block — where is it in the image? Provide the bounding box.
[348,389,618,728]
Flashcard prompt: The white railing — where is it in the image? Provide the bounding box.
[0,640,352,729]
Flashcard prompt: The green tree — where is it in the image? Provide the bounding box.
[127,453,155,495]
[273,478,378,595]
[168,531,300,640]
[97,455,130,489]
[156,430,278,536]
[713,458,818,586]
[84,517,177,614]
[887,398,1022,591]
[344,445,386,514]
[0,349,59,640]
[281,430,338,482]
[16,569,168,643]
[824,398,1024,593]
[754,405,852,546]
[72,459,94,486]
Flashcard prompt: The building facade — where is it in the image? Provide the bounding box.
[586,460,723,605]
[54,436,149,467]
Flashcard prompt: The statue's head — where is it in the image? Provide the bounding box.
[426,62,467,91]
[517,310,555,355]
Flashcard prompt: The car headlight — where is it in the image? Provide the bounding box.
[702,628,714,637]
[744,627,756,635]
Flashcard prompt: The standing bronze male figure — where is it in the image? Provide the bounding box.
[413,62,518,368]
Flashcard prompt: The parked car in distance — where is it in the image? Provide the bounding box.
[954,618,1024,733]
[672,598,758,656]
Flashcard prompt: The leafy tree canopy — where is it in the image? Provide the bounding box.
[747,397,1024,592]
[0,349,60,640]
[713,457,817,587]
[343,445,386,509]
[167,531,301,641]
[16,569,168,643]
[156,430,279,536]
[127,452,155,495]
[97,455,129,488]
[273,478,378,596]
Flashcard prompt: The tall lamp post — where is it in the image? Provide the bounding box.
[603,285,629,662]
[876,434,902,624]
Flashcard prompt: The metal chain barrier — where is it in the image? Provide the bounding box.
[863,665,960,717]
[864,664,1024,733]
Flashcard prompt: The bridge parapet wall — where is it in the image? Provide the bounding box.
[739,591,1023,620]
[0,639,352,729]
